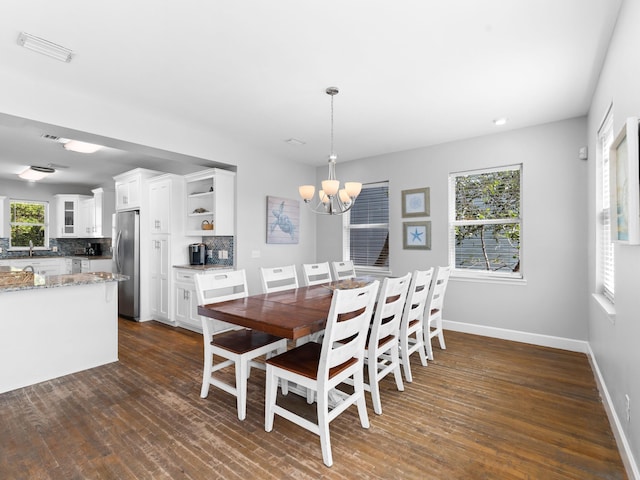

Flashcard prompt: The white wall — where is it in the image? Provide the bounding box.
[587,0,640,472]
[321,117,589,341]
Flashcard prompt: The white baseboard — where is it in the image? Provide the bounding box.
[586,344,640,480]
[442,319,639,479]
[442,319,589,352]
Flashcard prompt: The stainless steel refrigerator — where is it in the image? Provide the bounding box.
[113,210,140,320]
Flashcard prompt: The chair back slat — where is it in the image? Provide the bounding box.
[195,270,249,305]
[302,262,332,286]
[401,269,434,330]
[260,265,299,293]
[195,270,249,336]
[330,260,356,281]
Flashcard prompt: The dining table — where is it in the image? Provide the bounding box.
[196,278,374,340]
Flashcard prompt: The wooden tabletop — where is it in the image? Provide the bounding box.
[197,284,335,340]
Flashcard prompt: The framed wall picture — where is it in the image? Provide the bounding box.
[402,187,430,217]
[403,221,431,250]
[609,117,640,244]
[266,196,299,244]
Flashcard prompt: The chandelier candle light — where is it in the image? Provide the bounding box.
[298,87,362,215]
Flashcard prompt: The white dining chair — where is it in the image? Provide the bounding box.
[260,264,299,293]
[399,268,434,383]
[330,260,356,281]
[265,280,380,467]
[360,272,411,415]
[195,270,288,421]
[302,262,332,286]
[424,265,451,361]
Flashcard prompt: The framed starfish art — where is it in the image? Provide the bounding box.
[403,221,431,250]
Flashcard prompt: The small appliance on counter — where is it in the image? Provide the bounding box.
[189,243,206,265]
[86,242,103,256]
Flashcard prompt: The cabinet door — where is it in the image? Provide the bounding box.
[115,182,129,211]
[148,180,171,234]
[58,198,78,237]
[115,176,141,210]
[174,284,192,326]
[80,198,95,237]
[150,236,170,320]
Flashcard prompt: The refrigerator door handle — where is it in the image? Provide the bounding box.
[114,230,123,273]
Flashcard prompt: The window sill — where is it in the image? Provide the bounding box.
[450,271,527,286]
[592,293,616,322]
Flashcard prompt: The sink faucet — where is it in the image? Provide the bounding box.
[23,265,34,272]
[29,240,33,257]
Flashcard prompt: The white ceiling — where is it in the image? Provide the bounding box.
[0,0,622,186]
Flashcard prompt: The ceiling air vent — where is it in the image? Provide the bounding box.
[41,134,62,141]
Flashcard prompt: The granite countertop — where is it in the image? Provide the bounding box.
[1,255,112,261]
[0,272,128,293]
[173,264,234,271]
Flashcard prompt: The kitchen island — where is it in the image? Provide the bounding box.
[0,272,128,394]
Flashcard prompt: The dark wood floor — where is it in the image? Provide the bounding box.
[0,318,626,479]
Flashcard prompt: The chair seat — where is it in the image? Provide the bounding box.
[266,342,357,381]
[213,329,285,355]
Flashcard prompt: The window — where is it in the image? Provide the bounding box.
[598,109,615,302]
[449,165,522,279]
[9,200,49,249]
[344,181,389,271]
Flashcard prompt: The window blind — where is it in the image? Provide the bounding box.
[345,182,389,269]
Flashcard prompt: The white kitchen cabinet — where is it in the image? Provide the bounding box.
[80,197,96,237]
[173,267,234,332]
[91,188,115,238]
[184,168,235,236]
[148,177,172,234]
[144,174,187,325]
[114,168,160,211]
[54,195,90,237]
[149,235,170,322]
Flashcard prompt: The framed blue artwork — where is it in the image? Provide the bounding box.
[403,221,431,250]
[402,187,430,217]
[266,196,299,244]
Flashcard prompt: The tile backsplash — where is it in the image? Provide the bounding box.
[201,236,234,266]
[0,237,112,259]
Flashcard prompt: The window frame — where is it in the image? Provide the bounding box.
[342,181,390,275]
[597,106,615,303]
[448,164,523,282]
[9,199,50,251]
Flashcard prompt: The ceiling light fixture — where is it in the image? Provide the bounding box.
[17,32,74,63]
[62,140,102,153]
[493,117,507,126]
[298,87,362,215]
[18,166,56,182]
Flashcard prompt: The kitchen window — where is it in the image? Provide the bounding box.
[9,199,49,249]
[449,165,522,280]
[343,181,389,272]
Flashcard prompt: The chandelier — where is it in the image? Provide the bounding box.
[298,87,362,215]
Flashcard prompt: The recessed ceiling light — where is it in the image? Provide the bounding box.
[63,140,102,153]
[285,138,306,146]
[493,118,507,126]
